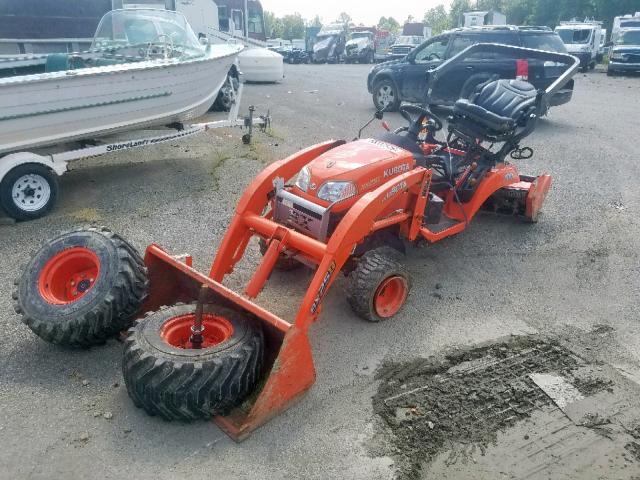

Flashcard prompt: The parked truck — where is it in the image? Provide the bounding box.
[387,23,431,60]
[554,21,603,70]
[312,23,346,63]
[344,26,391,64]
[612,13,640,42]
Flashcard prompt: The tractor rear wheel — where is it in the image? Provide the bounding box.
[346,247,412,322]
[14,228,148,347]
[122,303,264,421]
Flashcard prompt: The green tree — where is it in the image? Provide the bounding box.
[281,13,305,40]
[309,15,322,28]
[337,12,352,25]
[424,4,452,34]
[378,16,401,33]
[449,0,472,27]
[264,11,276,38]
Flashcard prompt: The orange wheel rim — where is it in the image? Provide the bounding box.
[374,276,408,318]
[38,247,101,305]
[160,314,234,349]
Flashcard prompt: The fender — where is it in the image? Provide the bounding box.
[0,152,67,183]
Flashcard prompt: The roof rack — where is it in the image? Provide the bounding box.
[517,25,552,31]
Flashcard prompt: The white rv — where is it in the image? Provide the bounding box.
[554,21,603,70]
[463,10,507,28]
[612,13,640,42]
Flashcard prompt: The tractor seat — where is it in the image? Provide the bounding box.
[452,79,537,136]
[374,132,426,159]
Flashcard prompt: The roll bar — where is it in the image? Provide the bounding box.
[425,43,580,103]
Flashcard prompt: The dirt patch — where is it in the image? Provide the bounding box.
[372,336,588,480]
[624,442,640,462]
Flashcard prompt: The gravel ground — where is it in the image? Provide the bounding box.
[1,64,639,479]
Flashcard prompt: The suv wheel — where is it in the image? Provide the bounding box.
[373,79,400,111]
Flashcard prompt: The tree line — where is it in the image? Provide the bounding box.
[425,0,640,36]
[265,1,640,40]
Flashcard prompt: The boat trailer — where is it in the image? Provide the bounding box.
[0,83,271,222]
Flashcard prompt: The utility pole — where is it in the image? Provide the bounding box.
[244,0,248,38]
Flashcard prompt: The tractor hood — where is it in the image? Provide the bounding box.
[293,139,415,208]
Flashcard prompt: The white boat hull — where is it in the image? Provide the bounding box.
[0,44,241,154]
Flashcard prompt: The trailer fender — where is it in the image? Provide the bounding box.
[0,152,66,182]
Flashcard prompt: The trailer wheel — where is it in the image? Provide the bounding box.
[13,228,149,347]
[258,238,301,271]
[0,164,58,221]
[347,247,411,322]
[212,72,239,112]
[122,303,264,421]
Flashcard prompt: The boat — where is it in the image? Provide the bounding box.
[0,8,243,155]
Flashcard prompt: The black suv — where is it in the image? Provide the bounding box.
[367,26,574,112]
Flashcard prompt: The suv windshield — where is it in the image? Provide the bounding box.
[556,28,592,44]
[617,30,640,45]
[521,33,568,53]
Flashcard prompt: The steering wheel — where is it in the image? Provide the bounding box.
[428,53,441,61]
[398,104,444,140]
[146,34,175,60]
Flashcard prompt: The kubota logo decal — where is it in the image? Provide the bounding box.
[383,164,410,178]
[311,261,336,314]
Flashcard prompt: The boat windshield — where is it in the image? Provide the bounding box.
[91,9,204,58]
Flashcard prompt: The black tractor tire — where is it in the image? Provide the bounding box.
[372,78,400,112]
[14,227,149,347]
[258,238,301,271]
[211,73,240,112]
[0,163,59,221]
[346,247,412,322]
[122,303,264,421]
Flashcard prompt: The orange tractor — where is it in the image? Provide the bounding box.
[14,45,578,440]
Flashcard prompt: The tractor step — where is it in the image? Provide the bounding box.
[424,215,462,234]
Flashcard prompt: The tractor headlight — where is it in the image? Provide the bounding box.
[317,181,357,203]
[295,166,311,192]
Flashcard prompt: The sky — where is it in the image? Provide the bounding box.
[263,0,454,26]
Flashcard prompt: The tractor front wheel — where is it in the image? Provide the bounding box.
[346,247,412,322]
[122,303,264,421]
[14,227,148,347]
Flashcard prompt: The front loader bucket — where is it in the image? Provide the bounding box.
[141,245,316,441]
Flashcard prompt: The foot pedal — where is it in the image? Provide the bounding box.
[423,193,444,225]
[427,216,462,234]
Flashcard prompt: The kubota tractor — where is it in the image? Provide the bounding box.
[13,44,579,439]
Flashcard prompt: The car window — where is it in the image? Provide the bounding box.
[449,33,520,58]
[414,36,449,63]
[521,33,568,53]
